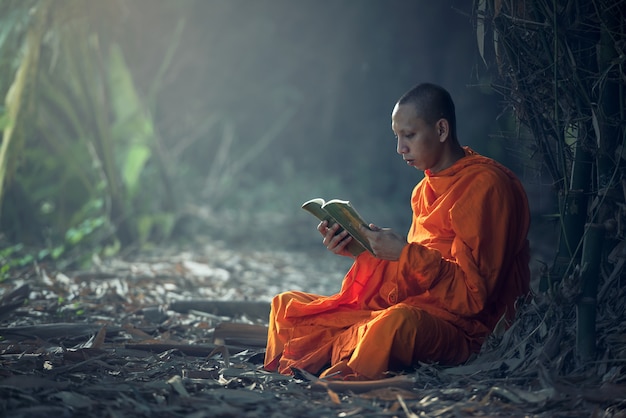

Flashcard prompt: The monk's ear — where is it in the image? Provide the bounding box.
[436,119,449,142]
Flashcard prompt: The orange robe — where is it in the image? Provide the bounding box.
[264,148,530,379]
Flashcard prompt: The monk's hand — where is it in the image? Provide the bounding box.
[318,220,355,258]
[360,223,407,261]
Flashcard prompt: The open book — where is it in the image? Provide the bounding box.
[301,198,373,256]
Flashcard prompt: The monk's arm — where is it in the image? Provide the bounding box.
[399,171,528,316]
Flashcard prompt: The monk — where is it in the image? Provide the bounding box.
[264,83,530,380]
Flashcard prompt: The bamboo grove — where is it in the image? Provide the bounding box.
[0,1,185,267]
[475,0,625,361]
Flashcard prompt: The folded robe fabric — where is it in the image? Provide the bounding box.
[264,148,530,379]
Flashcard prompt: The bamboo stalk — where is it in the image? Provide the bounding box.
[576,223,605,361]
[550,128,592,286]
[0,0,49,217]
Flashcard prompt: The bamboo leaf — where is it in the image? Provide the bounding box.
[0,0,48,216]
[0,112,10,130]
[108,44,144,124]
[107,43,154,198]
[122,143,151,197]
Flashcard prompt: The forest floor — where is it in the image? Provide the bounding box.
[0,238,625,417]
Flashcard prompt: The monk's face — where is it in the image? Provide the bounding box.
[391,103,446,173]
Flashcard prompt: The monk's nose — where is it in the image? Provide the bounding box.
[397,139,408,155]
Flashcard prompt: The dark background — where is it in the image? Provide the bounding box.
[1,0,550,255]
[123,0,532,233]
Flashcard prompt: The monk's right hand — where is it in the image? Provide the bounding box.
[318,220,355,258]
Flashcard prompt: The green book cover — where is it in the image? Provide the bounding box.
[301,198,373,256]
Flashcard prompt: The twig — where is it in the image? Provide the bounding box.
[397,394,419,418]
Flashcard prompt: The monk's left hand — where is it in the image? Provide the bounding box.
[360,224,407,260]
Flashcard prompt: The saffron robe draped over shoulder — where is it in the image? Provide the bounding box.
[264,149,530,379]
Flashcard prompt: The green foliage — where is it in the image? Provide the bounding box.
[0,1,186,258]
[0,244,31,280]
[0,0,39,90]
[0,0,47,219]
[0,111,9,130]
[65,217,106,246]
[0,241,64,281]
[108,43,153,199]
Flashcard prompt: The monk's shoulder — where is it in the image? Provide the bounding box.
[457,159,515,190]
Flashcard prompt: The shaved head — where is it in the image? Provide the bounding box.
[397,83,457,140]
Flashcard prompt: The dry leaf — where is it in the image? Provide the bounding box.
[327,388,341,404]
[91,325,107,349]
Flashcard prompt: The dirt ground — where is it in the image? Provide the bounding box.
[0,240,624,417]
